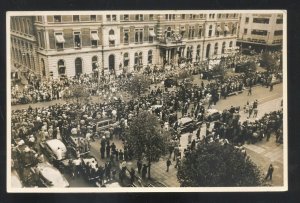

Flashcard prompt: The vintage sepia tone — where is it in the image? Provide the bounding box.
[7,10,287,192]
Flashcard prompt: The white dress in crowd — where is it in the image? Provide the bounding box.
[56,127,61,140]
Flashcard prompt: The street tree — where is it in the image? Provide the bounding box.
[177,142,263,187]
[241,61,257,73]
[261,52,277,71]
[125,74,151,97]
[212,63,226,79]
[125,111,168,179]
[64,84,90,106]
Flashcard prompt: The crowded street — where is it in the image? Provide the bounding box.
[10,60,284,187]
[9,11,285,189]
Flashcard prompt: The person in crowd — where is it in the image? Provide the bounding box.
[166,158,172,172]
[265,164,274,181]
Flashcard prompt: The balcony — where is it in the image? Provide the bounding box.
[159,36,185,47]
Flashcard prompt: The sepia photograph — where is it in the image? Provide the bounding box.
[6,10,287,192]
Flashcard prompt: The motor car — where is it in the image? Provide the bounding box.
[40,139,67,163]
[81,155,100,182]
[62,133,90,157]
[31,162,69,188]
[174,117,199,134]
[205,109,221,122]
[96,119,118,134]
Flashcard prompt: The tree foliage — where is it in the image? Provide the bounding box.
[177,142,263,187]
[261,52,277,71]
[125,74,151,97]
[240,61,257,73]
[125,111,168,178]
[64,84,90,105]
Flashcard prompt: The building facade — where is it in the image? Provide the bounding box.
[10,16,39,80]
[10,12,240,79]
[237,13,283,50]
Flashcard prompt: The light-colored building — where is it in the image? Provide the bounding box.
[10,16,39,81]
[237,13,283,50]
[10,12,240,79]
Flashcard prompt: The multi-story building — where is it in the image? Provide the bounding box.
[10,12,240,79]
[237,13,283,51]
[10,16,39,80]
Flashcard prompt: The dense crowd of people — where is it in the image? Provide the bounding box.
[10,49,283,187]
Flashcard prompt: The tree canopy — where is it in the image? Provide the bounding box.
[261,52,277,71]
[125,111,168,178]
[64,84,90,105]
[125,74,151,97]
[177,142,263,187]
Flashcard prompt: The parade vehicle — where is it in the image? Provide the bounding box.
[30,162,69,188]
[62,129,90,157]
[173,117,201,134]
[204,109,221,122]
[39,139,69,170]
[80,155,100,183]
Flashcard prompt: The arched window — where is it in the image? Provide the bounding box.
[206,44,211,58]
[21,18,26,33]
[24,19,29,34]
[12,48,16,61]
[134,52,139,66]
[196,45,201,62]
[229,41,233,48]
[31,56,35,70]
[75,58,83,75]
[222,42,226,54]
[26,53,31,69]
[18,50,22,63]
[123,52,129,67]
[58,60,66,75]
[139,52,143,65]
[12,18,16,31]
[166,27,172,38]
[92,56,98,70]
[17,18,21,32]
[189,46,193,59]
[27,19,32,35]
[109,29,115,47]
[214,43,218,55]
[208,25,213,37]
[41,58,46,76]
[109,29,114,35]
[148,50,153,64]
[15,48,19,62]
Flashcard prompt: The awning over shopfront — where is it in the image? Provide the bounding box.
[149,30,156,37]
[91,33,100,40]
[55,35,65,43]
[217,26,222,32]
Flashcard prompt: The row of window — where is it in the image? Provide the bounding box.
[243,29,283,36]
[53,40,234,75]
[49,13,239,23]
[11,17,34,35]
[11,47,36,70]
[245,17,283,24]
[53,15,97,23]
[54,50,154,76]
[11,37,34,50]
